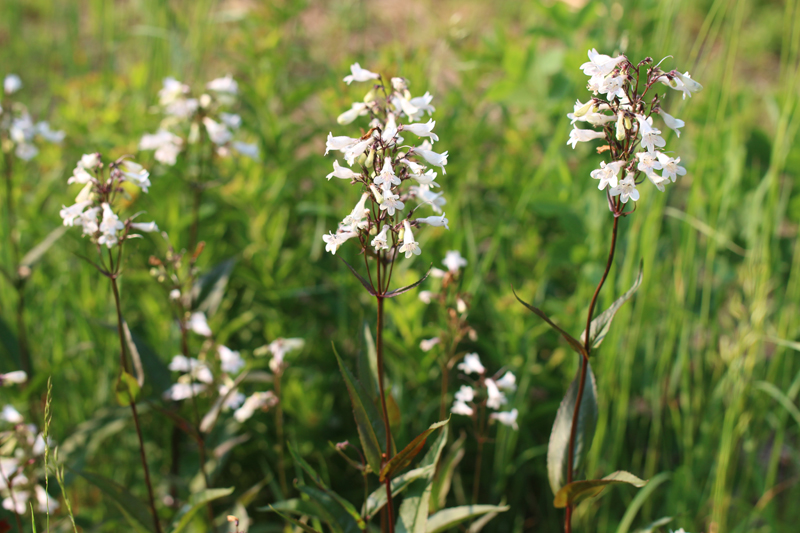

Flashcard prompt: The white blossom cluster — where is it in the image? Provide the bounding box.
[1,374,59,515]
[163,310,304,424]
[322,63,450,258]
[139,75,258,165]
[1,74,64,161]
[567,49,702,204]
[418,250,477,349]
[451,353,518,430]
[59,153,158,248]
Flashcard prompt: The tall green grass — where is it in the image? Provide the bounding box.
[0,0,798,531]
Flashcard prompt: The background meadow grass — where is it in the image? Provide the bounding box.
[1,0,799,531]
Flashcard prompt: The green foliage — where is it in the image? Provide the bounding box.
[553,470,647,509]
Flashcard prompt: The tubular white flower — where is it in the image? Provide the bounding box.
[35,122,65,143]
[403,119,439,143]
[374,157,400,191]
[327,160,359,180]
[495,371,517,391]
[337,102,368,125]
[413,147,448,173]
[382,113,398,143]
[163,383,206,401]
[0,371,27,386]
[68,166,93,185]
[443,250,467,273]
[451,400,474,417]
[659,110,685,137]
[416,213,449,229]
[76,207,100,236]
[567,126,605,149]
[418,290,433,304]
[412,184,446,214]
[206,74,238,94]
[234,391,278,422]
[598,75,626,100]
[407,92,436,121]
[371,225,391,251]
[59,201,90,226]
[455,385,476,403]
[220,112,242,129]
[490,409,519,430]
[609,172,640,203]
[130,221,159,233]
[1,405,23,423]
[15,143,38,161]
[408,169,438,187]
[485,379,507,410]
[203,117,233,145]
[159,77,189,106]
[79,153,100,169]
[326,133,359,155]
[343,63,380,85]
[457,353,485,375]
[4,74,22,95]
[218,345,245,374]
[657,153,686,182]
[380,191,404,216]
[232,141,260,161]
[342,193,370,227]
[322,231,357,255]
[635,115,666,152]
[420,337,440,352]
[590,160,625,190]
[580,49,625,78]
[636,151,662,177]
[399,220,421,258]
[118,160,152,192]
[97,203,124,248]
[344,138,373,165]
[669,71,703,99]
[400,158,426,174]
[188,312,212,337]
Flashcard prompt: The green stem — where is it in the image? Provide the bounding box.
[376,295,395,533]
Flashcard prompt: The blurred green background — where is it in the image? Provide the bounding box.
[1,0,799,531]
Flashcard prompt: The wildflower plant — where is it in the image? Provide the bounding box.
[1,73,65,382]
[515,49,701,532]
[139,76,259,250]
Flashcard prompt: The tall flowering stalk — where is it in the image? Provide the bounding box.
[516,49,701,533]
[139,75,259,250]
[59,153,162,533]
[323,63,450,532]
[1,73,64,381]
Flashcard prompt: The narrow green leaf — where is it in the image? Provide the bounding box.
[170,487,234,533]
[19,226,67,273]
[616,472,672,533]
[358,321,379,401]
[431,432,467,512]
[296,485,360,533]
[288,443,366,530]
[580,260,644,349]
[547,359,598,495]
[553,471,648,508]
[395,425,449,533]
[192,258,236,316]
[380,419,448,482]
[426,505,510,533]
[384,267,431,298]
[114,371,140,407]
[267,505,324,533]
[362,465,434,520]
[333,343,385,475]
[340,258,376,296]
[632,516,674,533]
[511,286,587,357]
[754,381,800,431]
[72,469,155,533]
[259,498,318,516]
[0,315,20,371]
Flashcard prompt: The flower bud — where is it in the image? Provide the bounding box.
[370,185,383,204]
[357,152,368,167]
[369,226,378,236]
[615,113,626,141]
[573,99,593,118]
[365,147,375,169]
[364,89,376,103]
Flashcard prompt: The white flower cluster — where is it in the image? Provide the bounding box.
[59,153,158,248]
[1,74,64,161]
[451,353,518,430]
[1,390,59,515]
[323,64,450,258]
[567,49,701,203]
[140,75,258,165]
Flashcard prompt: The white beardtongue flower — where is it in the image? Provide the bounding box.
[455,385,476,403]
[323,231,357,255]
[403,119,439,143]
[495,371,517,391]
[458,353,485,375]
[4,74,22,94]
[419,337,441,352]
[342,193,370,228]
[374,157,401,190]
[337,102,369,125]
[218,345,245,375]
[382,113,398,143]
[451,400,474,417]
[409,169,439,187]
[485,379,507,409]
[188,311,212,337]
[344,137,373,165]
[326,133,359,155]
[1,79,65,160]
[413,146,448,173]
[203,117,233,145]
[234,391,278,422]
[490,409,519,430]
[443,250,467,273]
[570,50,699,207]
[380,191,404,216]
[418,290,433,304]
[0,371,27,386]
[206,74,238,95]
[399,220,421,258]
[327,160,359,180]
[416,213,449,230]
[343,63,380,85]
[371,225,391,251]
[97,203,124,248]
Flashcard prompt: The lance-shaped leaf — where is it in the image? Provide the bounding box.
[192,257,236,316]
[171,487,234,533]
[380,419,449,482]
[358,321,379,401]
[333,344,385,475]
[114,371,140,407]
[19,226,66,276]
[288,442,366,530]
[580,260,644,349]
[362,465,434,520]
[512,287,587,357]
[384,267,431,298]
[431,431,467,512]
[547,360,598,495]
[267,505,323,533]
[72,469,155,533]
[553,471,647,508]
[340,258,376,296]
[395,425,449,533]
[296,485,361,533]
[426,505,510,533]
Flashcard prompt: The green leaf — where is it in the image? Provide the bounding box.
[580,260,643,349]
[547,360,598,495]
[340,258,376,296]
[0,315,20,371]
[395,425,449,533]
[426,505,510,533]
[170,487,234,533]
[384,267,431,297]
[259,498,319,516]
[192,257,236,316]
[362,465,434,520]
[114,371,140,407]
[19,226,67,275]
[296,485,360,533]
[431,431,467,512]
[632,517,674,533]
[358,321,379,402]
[266,505,323,533]
[380,419,448,482]
[333,343,385,475]
[616,472,671,533]
[72,469,155,533]
[512,286,587,357]
[288,443,366,530]
[553,471,648,508]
